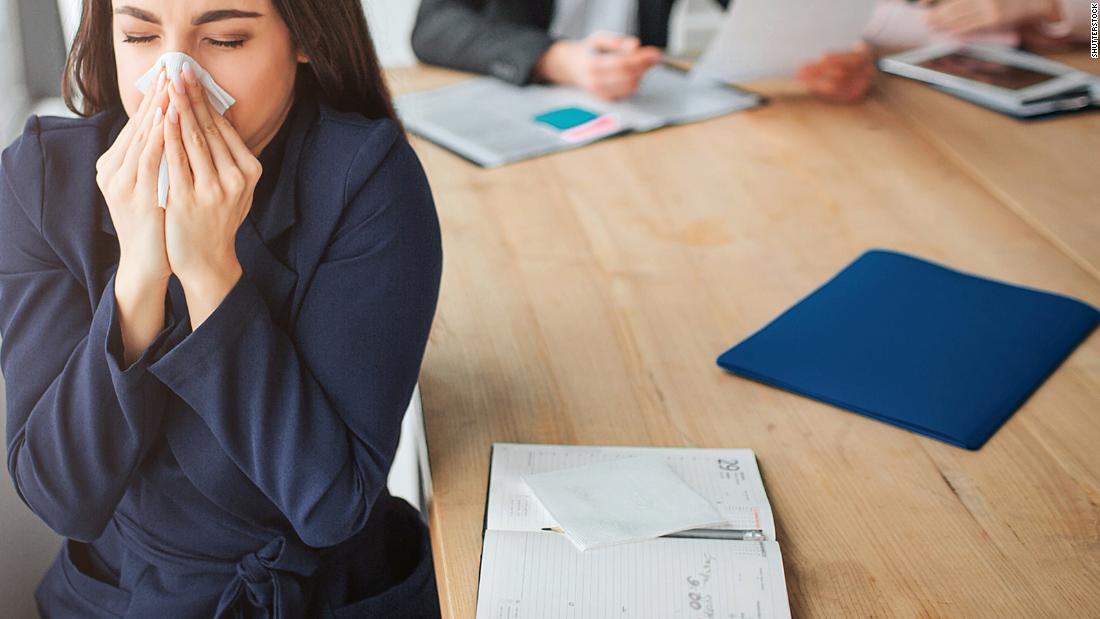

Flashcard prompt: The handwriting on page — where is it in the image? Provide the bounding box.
[507,496,531,521]
[686,552,717,618]
[477,531,789,619]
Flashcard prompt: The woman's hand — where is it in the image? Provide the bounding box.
[796,42,876,104]
[96,67,171,364]
[924,0,1062,35]
[535,32,663,100]
[162,62,263,330]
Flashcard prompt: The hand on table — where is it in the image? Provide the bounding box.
[535,32,663,100]
[796,42,876,104]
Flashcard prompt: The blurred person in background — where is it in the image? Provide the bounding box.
[412,0,1094,105]
[920,0,1092,48]
[412,0,877,103]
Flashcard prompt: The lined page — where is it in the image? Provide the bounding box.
[475,530,792,619]
[488,444,777,540]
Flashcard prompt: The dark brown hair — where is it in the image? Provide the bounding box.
[62,0,399,127]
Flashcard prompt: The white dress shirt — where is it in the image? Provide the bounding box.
[550,0,641,39]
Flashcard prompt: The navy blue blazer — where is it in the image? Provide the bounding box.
[0,93,443,618]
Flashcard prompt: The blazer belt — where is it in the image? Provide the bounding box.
[110,515,321,618]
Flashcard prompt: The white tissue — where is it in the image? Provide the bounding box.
[134,52,237,207]
[522,456,728,551]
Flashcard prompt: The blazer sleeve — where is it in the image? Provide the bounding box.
[0,117,189,541]
[147,124,443,549]
[411,0,556,85]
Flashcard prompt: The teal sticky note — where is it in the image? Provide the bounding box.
[534,107,599,131]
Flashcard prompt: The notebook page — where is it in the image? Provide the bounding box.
[475,530,792,619]
[606,65,762,131]
[397,68,760,167]
[397,78,598,168]
[488,444,777,540]
[480,65,759,134]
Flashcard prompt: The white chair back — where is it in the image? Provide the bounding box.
[387,382,429,513]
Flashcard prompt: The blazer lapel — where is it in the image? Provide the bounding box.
[98,201,117,238]
[247,95,316,244]
[98,114,126,239]
[235,217,298,324]
[232,96,320,324]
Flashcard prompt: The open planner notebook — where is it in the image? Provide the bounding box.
[475,443,792,618]
[397,66,762,168]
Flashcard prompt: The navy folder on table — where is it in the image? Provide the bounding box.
[717,250,1099,449]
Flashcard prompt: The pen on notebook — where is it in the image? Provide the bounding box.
[540,527,766,541]
[667,529,767,542]
[586,36,644,57]
[587,46,676,70]
[588,46,625,56]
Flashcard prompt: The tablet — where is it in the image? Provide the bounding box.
[879,44,1096,107]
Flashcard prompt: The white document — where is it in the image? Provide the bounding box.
[476,530,792,619]
[396,65,762,168]
[523,456,728,551]
[488,443,777,540]
[692,0,879,83]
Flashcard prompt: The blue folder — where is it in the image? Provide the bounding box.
[717,250,1099,449]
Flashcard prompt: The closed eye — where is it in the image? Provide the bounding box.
[208,38,246,49]
[121,35,246,49]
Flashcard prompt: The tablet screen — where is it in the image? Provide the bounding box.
[918,52,1055,90]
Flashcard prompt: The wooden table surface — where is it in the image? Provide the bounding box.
[877,53,1100,280]
[386,53,1100,618]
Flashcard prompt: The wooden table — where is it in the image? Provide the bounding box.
[877,52,1100,281]
[386,53,1100,618]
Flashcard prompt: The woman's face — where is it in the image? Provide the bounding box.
[112,0,307,154]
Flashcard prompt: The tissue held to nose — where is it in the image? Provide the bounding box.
[134,52,237,208]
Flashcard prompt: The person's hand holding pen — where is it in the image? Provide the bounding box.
[534,32,663,101]
[920,0,1063,35]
